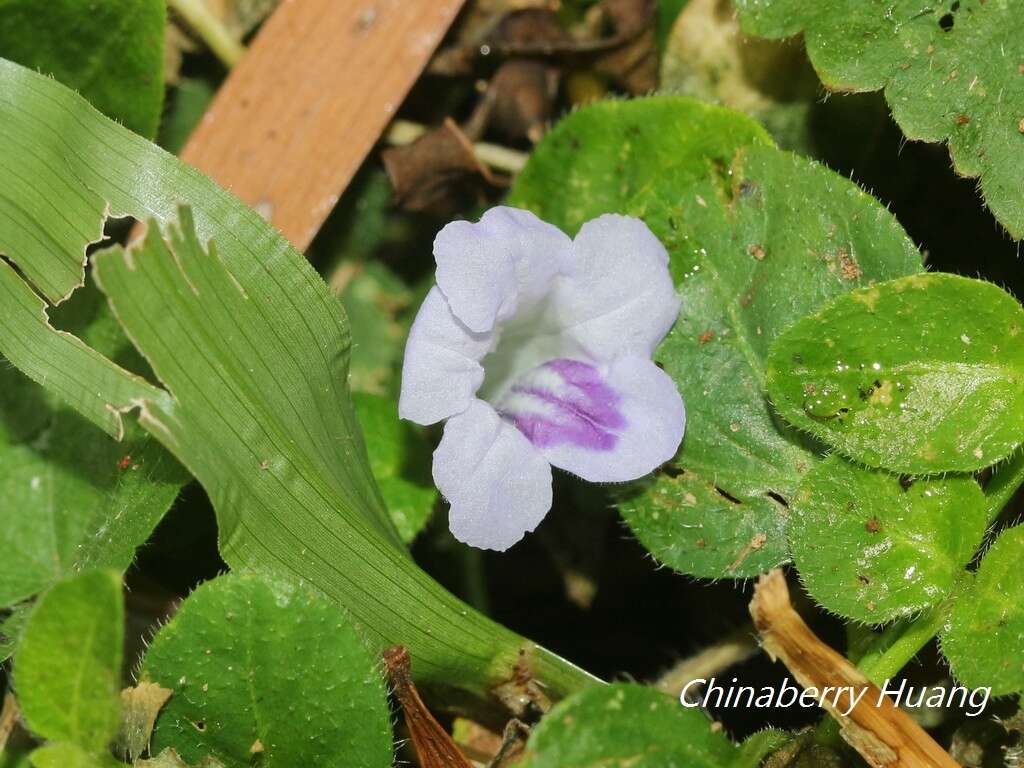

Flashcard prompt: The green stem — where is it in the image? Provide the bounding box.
[983,448,1024,525]
[857,607,945,682]
[816,452,1024,746]
[461,546,492,615]
[815,606,945,745]
[168,0,246,69]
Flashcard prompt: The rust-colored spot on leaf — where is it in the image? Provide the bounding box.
[838,248,863,281]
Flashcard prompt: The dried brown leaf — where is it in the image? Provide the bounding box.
[116,681,173,761]
[382,118,496,214]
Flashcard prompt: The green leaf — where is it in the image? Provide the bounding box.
[158,77,216,155]
[789,456,988,623]
[0,257,167,430]
[660,0,889,157]
[14,570,123,753]
[0,1,165,138]
[520,684,738,767]
[0,603,29,661]
[941,524,1024,695]
[766,273,1024,474]
[510,97,920,576]
[509,96,774,235]
[136,748,225,768]
[353,392,437,543]
[341,262,414,395]
[735,730,792,768]
[659,0,819,149]
[0,370,183,606]
[94,209,401,547]
[0,59,595,700]
[28,744,121,768]
[512,99,921,577]
[0,745,32,768]
[734,0,1024,239]
[140,572,392,768]
[657,0,689,51]
[0,283,185,606]
[984,447,1024,521]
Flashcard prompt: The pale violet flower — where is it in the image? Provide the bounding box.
[399,207,685,551]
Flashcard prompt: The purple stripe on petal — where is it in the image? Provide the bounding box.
[498,358,626,452]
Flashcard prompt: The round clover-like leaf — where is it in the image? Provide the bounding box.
[511,97,923,578]
[941,525,1024,696]
[790,456,987,623]
[14,570,123,754]
[509,96,774,236]
[735,0,1024,240]
[767,273,1024,474]
[141,571,392,768]
[519,684,739,768]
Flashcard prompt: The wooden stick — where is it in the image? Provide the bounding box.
[179,0,467,250]
[749,570,960,768]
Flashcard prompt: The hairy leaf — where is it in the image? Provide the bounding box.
[790,456,987,623]
[513,99,922,577]
[941,524,1024,695]
[0,59,594,699]
[141,572,392,767]
[520,684,739,767]
[0,1,165,138]
[735,730,793,767]
[510,97,773,235]
[14,570,123,752]
[767,273,1024,474]
[734,0,1024,239]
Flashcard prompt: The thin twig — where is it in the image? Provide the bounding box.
[385,120,529,175]
[653,627,759,698]
[0,692,18,753]
[168,0,246,68]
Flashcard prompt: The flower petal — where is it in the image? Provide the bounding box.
[398,287,493,425]
[433,399,553,551]
[500,356,684,482]
[434,206,571,334]
[554,214,680,361]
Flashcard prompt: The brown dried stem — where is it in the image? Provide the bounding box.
[749,570,959,768]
